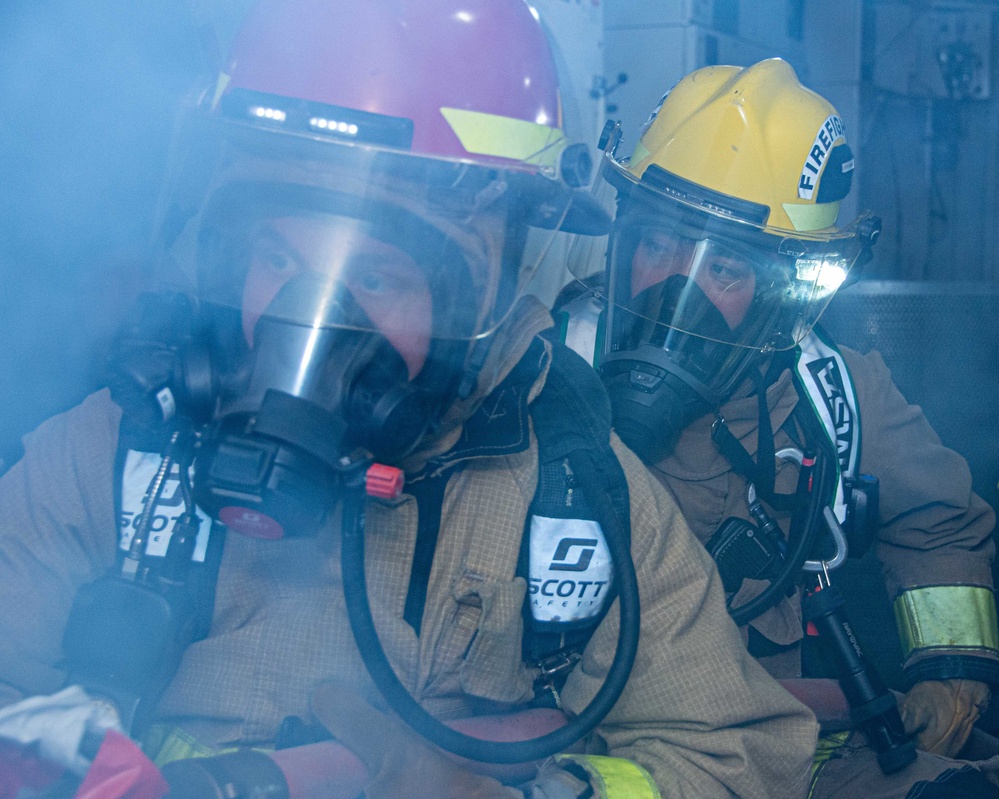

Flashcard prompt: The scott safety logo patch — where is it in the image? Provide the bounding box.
[119,450,211,562]
[798,114,847,200]
[806,357,855,474]
[529,516,613,623]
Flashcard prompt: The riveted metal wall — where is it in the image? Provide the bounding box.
[860,4,999,282]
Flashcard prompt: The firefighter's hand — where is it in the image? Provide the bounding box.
[521,759,594,799]
[899,679,990,757]
[311,681,522,799]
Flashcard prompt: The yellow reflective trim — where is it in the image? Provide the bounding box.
[439,107,566,169]
[144,725,256,768]
[782,200,840,232]
[145,725,217,767]
[555,754,661,799]
[808,731,851,799]
[893,585,999,659]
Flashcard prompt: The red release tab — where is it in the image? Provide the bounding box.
[366,463,405,499]
[806,621,819,636]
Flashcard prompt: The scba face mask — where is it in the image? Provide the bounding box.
[584,160,879,464]
[601,268,751,464]
[185,181,506,539]
[195,277,435,541]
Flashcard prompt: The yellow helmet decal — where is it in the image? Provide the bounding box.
[782,200,840,231]
[440,107,567,172]
[797,114,848,200]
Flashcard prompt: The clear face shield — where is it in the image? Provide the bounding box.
[568,147,879,462]
[164,101,580,405]
[152,93,584,536]
[604,204,876,400]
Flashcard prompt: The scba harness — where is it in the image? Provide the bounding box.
[556,288,879,615]
[61,331,632,739]
[707,325,879,581]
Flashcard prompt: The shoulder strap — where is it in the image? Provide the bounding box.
[519,335,632,690]
[710,352,793,512]
[114,416,224,641]
[401,469,453,636]
[531,333,630,536]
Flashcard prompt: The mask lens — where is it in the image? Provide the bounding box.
[626,230,761,336]
[236,214,442,381]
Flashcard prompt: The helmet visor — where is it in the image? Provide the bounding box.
[573,154,877,354]
[158,99,585,363]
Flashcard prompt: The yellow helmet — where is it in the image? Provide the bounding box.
[580,56,881,363]
[628,58,855,233]
[569,59,882,463]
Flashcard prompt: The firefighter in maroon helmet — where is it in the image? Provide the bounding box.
[0,3,818,798]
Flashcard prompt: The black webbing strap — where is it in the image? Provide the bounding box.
[531,332,631,562]
[519,335,632,696]
[711,351,795,513]
[402,470,452,636]
[112,416,225,642]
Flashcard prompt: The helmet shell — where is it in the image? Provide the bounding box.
[224,0,563,168]
[628,58,854,232]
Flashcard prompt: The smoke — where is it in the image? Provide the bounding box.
[0,0,209,463]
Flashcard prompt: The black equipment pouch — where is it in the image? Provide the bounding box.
[706,517,785,594]
[62,575,196,732]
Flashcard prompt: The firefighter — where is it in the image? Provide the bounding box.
[0,6,818,799]
[556,58,999,797]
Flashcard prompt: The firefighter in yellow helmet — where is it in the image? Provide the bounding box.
[557,58,999,797]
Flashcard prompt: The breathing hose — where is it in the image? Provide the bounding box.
[339,448,641,764]
[728,446,834,627]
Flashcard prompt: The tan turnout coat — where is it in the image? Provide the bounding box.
[652,345,998,680]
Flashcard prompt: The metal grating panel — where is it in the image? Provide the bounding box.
[822,280,999,512]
